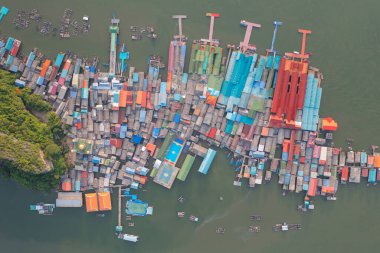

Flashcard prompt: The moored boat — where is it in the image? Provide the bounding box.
[118,233,139,242]
[189,215,199,222]
[216,227,225,234]
[29,202,55,215]
[249,226,261,232]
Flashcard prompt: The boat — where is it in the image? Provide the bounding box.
[216,227,225,234]
[272,222,288,232]
[177,211,185,218]
[297,204,307,212]
[249,176,256,188]
[128,222,135,227]
[326,196,337,201]
[189,215,199,222]
[10,39,21,57]
[146,26,155,33]
[272,222,301,232]
[118,233,139,242]
[118,43,129,74]
[288,223,302,230]
[240,20,247,26]
[183,141,191,153]
[131,34,142,40]
[129,26,138,31]
[0,6,9,23]
[147,33,158,39]
[249,226,261,233]
[96,213,105,217]
[178,196,184,203]
[29,203,55,215]
[249,215,263,221]
[265,170,272,181]
[233,176,242,187]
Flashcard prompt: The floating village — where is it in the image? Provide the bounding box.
[0,8,380,242]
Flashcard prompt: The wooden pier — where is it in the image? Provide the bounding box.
[239,20,261,53]
[206,13,220,44]
[118,185,122,228]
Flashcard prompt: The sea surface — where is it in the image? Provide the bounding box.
[0,0,379,252]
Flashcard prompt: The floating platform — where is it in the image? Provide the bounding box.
[153,161,179,189]
[177,154,195,181]
[126,199,151,216]
[30,203,55,215]
[165,138,184,165]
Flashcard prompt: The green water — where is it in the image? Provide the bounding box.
[1,0,380,252]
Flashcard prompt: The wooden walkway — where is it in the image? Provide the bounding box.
[118,186,122,227]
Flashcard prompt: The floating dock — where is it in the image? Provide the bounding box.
[177,154,196,181]
[0,6,9,22]
[126,199,153,216]
[153,162,179,189]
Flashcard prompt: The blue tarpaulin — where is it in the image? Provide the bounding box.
[133,73,139,83]
[132,135,142,144]
[152,128,160,138]
[92,156,101,164]
[173,113,181,123]
[174,93,182,101]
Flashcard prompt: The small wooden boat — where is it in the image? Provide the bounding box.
[131,34,142,40]
[189,215,199,222]
[249,215,263,221]
[249,226,260,233]
[216,227,225,234]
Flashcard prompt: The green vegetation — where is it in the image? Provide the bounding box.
[19,87,52,112]
[0,133,49,173]
[0,70,68,191]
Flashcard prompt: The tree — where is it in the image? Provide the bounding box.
[0,69,68,191]
[45,143,61,159]
[19,87,52,112]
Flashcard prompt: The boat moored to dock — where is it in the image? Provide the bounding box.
[29,203,55,215]
[272,222,301,232]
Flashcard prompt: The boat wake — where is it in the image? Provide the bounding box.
[195,191,250,232]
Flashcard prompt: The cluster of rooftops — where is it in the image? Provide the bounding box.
[1,14,378,209]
